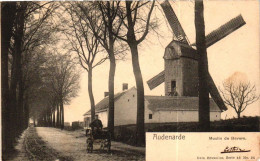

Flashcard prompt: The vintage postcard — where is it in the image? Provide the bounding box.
[1,1,259,161]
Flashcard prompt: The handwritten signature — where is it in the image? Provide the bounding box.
[221,146,250,154]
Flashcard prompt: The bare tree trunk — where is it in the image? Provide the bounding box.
[9,3,26,140]
[59,103,62,128]
[129,44,145,145]
[9,55,19,137]
[37,118,40,126]
[107,20,116,138]
[47,114,49,126]
[125,1,145,145]
[18,79,25,133]
[33,118,36,127]
[51,111,53,127]
[47,112,49,126]
[23,94,29,129]
[53,108,56,127]
[43,115,46,126]
[195,0,210,131]
[44,114,46,126]
[46,113,48,126]
[237,112,241,119]
[48,113,50,126]
[1,2,16,152]
[45,116,47,126]
[108,52,116,139]
[49,112,51,126]
[88,67,95,122]
[50,110,52,127]
[56,103,60,128]
[60,101,64,129]
[49,110,52,127]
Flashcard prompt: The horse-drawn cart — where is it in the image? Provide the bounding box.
[86,129,111,153]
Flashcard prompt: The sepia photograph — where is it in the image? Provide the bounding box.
[1,0,259,160]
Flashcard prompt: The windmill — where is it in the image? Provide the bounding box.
[147,1,246,111]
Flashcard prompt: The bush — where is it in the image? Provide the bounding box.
[63,126,83,131]
[114,125,137,146]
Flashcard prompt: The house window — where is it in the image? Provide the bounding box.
[133,94,135,97]
[128,99,130,102]
[149,114,152,119]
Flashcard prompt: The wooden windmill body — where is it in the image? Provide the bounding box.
[147,1,246,112]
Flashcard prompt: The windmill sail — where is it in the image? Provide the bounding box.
[147,71,165,90]
[208,73,227,111]
[161,0,189,44]
[191,15,246,47]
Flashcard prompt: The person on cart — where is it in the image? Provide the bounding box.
[89,115,103,139]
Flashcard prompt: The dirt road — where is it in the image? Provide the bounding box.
[8,127,145,161]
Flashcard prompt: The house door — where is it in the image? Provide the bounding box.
[169,80,177,96]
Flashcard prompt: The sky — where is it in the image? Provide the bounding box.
[64,0,260,123]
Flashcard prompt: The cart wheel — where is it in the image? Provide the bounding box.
[86,138,93,153]
[107,145,111,153]
[87,144,91,153]
[100,141,104,150]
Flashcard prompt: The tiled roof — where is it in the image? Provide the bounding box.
[166,40,192,49]
[145,96,221,112]
[84,89,223,117]
[164,40,199,60]
[83,89,128,116]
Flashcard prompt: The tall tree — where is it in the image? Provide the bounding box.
[195,0,210,131]
[18,4,58,132]
[9,1,28,142]
[113,1,155,145]
[1,2,17,153]
[44,53,80,129]
[26,50,53,127]
[2,2,58,153]
[29,52,80,129]
[77,1,126,138]
[22,47,48,128]
[62,3,108,122]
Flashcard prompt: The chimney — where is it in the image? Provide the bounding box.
[104,92,109,97]
[122,83,128,91]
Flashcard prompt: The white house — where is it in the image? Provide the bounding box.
[83,85,222,128]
